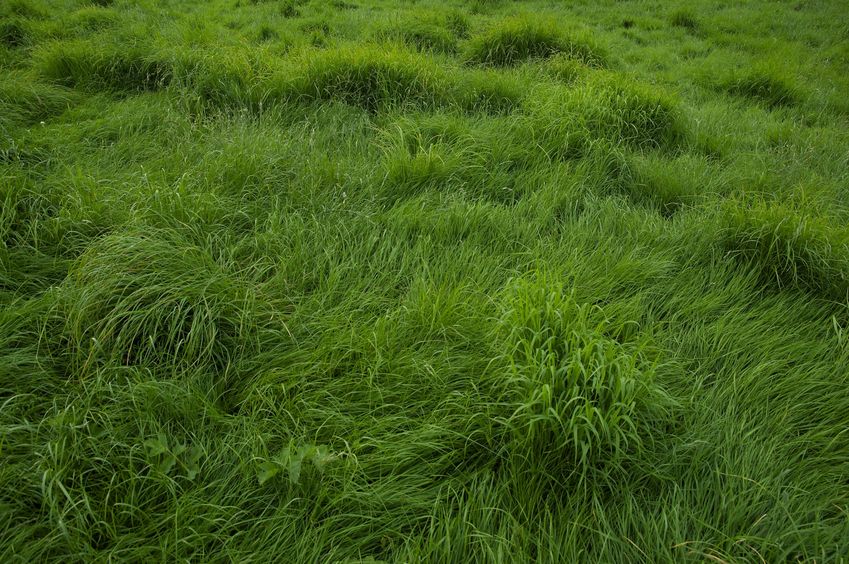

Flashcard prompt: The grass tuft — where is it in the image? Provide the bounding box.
[35,40,173,92]
[670,9,699,32]
[720,66,800,108]
[466,15,606,67]
[497,274,669,479]
[376,20,458,54]
[62,230,265,374]
[0,19,29,47]
[719,199,849,299]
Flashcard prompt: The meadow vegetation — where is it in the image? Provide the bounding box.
[1,0,848,561]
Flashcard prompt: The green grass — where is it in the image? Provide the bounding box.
[2,0,849,561]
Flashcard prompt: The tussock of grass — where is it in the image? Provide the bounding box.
[2,0,47,19]
[670,9,699,32]
[0,18,29,47]
[498,275,669,479]
[285,46,523,113]
[541,53,591,84]
[35,40,173,91]
[719,199,849,299]
[287,46,451,111]
[0,73,75,125]
[376,19,458,54]
[721,66,800,108]
[61,6,120,35]
[527,74,683,154]
[62,230,266,374]
[466,15,606,67]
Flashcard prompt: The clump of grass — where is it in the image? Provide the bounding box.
[497,274,668,479]
[451,67,525,113]
[0,19,29,48]
[528,74,683,153]
[542,53,591,84]
[286,46,450,112]
[280,0,301,18]
[283,46,524,113]
[670,9,699,32]
[62,6,120,35]
[376,20,458,54]
[719,199,849,299]
[627,152,712,214]
[579,73,683,148]
[62,230,264,374]
[0,73,75,126]
[720,66,800,108]
[257,24,279,42]
[466,15,606,67]
[35,40,173,92]
[444,9,470,39]
[2,0,47,19]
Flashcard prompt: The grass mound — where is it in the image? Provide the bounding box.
[719,200,849,299]
[498,275,668,479]
[0,73,75,126]
[63,230,263,373]
[376,19,458,54]
[721,66,800,108]
[286,46,523,113]
[466,15,606,67]
[287,46,451,112]
[35,40,172,92]
[528,74,683,154]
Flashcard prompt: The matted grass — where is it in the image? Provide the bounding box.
[2,0,849,561]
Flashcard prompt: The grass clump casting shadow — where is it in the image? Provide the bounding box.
[466,15,607,67]
[286,46,524,113]
[496,274,670,482]
[35,40,173,92]
[0,18,30,48]
[62,230,264,374]
[719,199,849,300]
[670,9,699,33]
[721,67,800,108]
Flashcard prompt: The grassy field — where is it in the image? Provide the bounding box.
[2,0,849,561]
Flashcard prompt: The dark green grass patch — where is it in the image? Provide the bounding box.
[0,18,30,47]
[35,40,173,92]
[670,9,699,33]
[721,67,800,108]
[466,15,607,67]
[62,230,268,374]
[719,199,849,300]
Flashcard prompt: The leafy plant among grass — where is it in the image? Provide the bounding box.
[498,275,669,480]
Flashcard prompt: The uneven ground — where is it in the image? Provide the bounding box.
[2,0,849,561]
